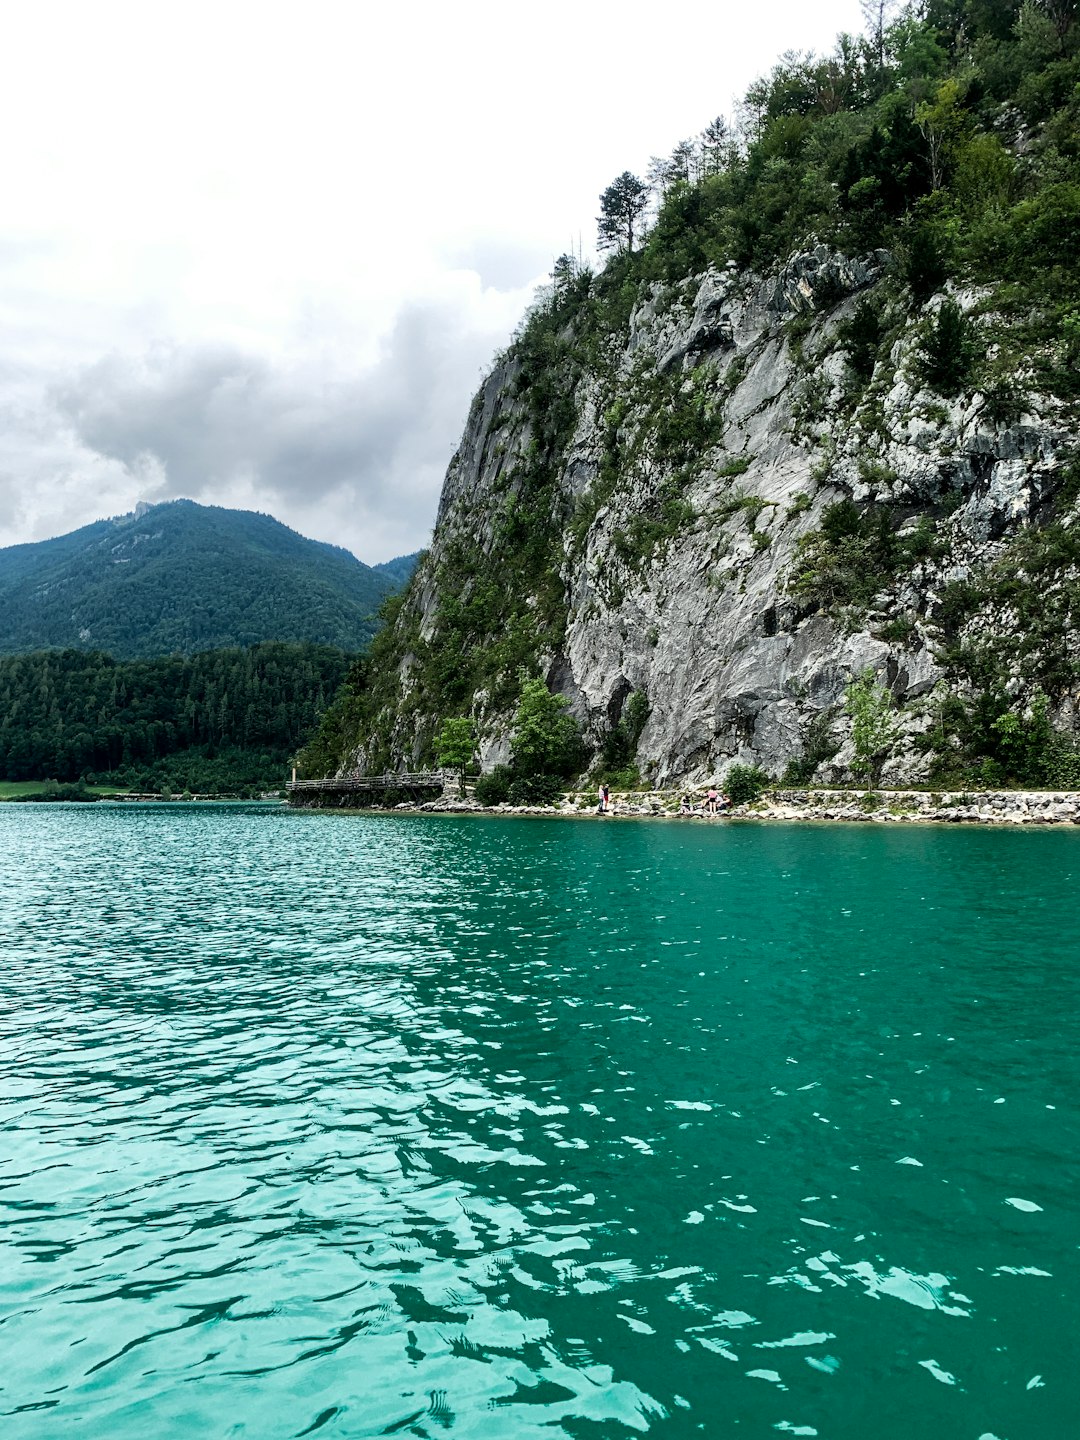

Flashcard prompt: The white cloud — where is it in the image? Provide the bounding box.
[0,0,865,561]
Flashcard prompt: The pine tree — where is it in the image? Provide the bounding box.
[597,172,649,253]
[700,116,732,176]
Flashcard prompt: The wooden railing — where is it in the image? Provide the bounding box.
[286,770,446,794]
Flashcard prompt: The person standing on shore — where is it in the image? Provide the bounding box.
[597,782,606,814]
[706,787,718,814]
[602,783,611,814]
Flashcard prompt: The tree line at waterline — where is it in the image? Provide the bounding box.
[419,672,897,804]
[0,644,354,795]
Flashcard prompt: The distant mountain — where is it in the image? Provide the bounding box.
[0,501,419,659]
[373,551,424,587]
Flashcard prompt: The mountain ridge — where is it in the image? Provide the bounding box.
[0,500,418,659]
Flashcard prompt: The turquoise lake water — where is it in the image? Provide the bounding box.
[1,804,1078,1439]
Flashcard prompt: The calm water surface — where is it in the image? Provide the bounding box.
[1,805,1077,1439]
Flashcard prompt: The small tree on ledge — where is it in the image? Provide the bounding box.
[434,717,476,797]
[845,668,898,787]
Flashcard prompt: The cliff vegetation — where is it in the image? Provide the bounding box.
[302,0,1080,791]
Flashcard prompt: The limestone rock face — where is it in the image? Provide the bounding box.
[355,247,1073,785]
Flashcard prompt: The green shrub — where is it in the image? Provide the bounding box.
[837,298,883,383]
[918,300,979,397]
[873,617,917,644]
[715,491,767,525]
[857,458,897,488]
[789,501,944,612]
[718,455,753,478]
[597,765,643,790]
[930,690,1080,789]
[725,764,772,804]
[474,765,514,806]
[980,374,1027,425]
[901,223,949,303]
[1005,182,1080,277]
[845,669,898,785]
[953,133,1014,217]
[507,774,563,806]
[434,716,476,796]
[474,676,587,805]
[781,708,840,784]
[13,780,95,804]
[511,676,585,779]
[933,519,1080,697]
[651,368,726,467]
[611,494,696,567]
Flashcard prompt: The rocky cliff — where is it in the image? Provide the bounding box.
[302,7,1080,791]
[315,242,1074,789]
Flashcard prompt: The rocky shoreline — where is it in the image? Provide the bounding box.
[302,786,1080,827]
[751,789,1080,826]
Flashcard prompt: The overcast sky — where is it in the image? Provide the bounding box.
[0,0,865,563]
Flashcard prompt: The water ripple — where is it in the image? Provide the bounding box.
[1,805,1079,1437]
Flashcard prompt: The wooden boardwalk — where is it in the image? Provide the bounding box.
[286,770,446,797]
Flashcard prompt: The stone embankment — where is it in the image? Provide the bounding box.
[376,787,1080,825]
[755,789,1080,824]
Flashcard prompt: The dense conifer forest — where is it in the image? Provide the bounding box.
[0,644,354,794]
[0,504,422,795]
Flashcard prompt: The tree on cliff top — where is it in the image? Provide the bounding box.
[860,0,901,68]
[597,172,649,253]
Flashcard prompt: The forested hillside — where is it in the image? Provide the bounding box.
[0,643,354,794]
[373,552,424,587]
[300,0,1080,792]
[0,500,413,658]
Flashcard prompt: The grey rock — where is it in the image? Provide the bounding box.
[351,247,1074,786]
